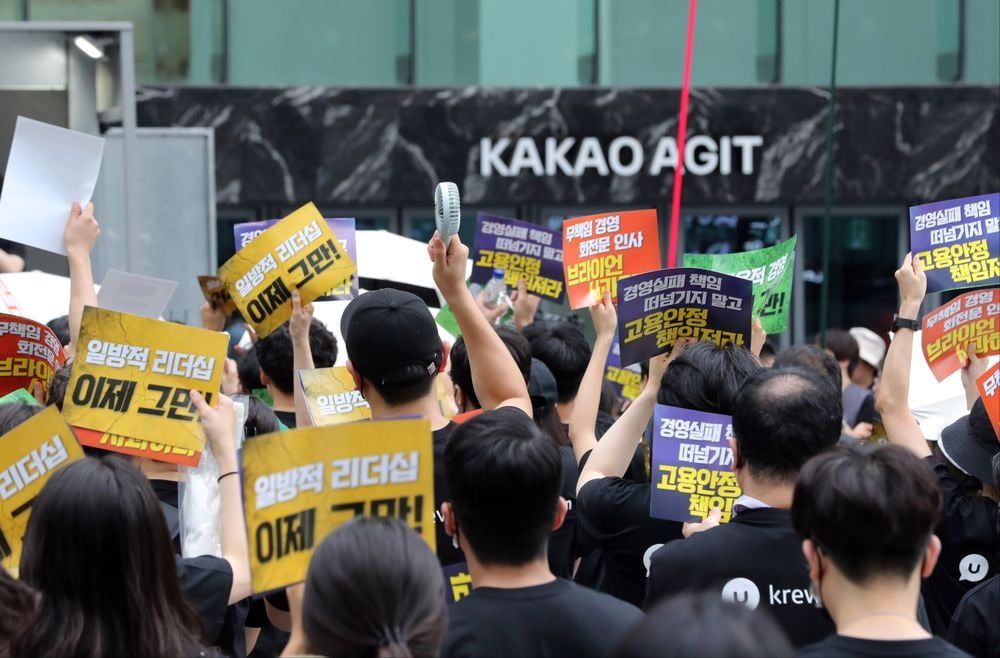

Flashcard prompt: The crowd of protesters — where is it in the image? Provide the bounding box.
[0,200,996,658]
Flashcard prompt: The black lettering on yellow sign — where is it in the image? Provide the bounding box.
[331,495,424,534]
[137,385,212,421]
[255,508,316,564]
[246,278,292,324]
[288,239,341,287]
[70,374,137,413]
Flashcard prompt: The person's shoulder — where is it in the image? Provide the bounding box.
[560,579,642,617]
[578,476,645,507]
[799,635,971,658]
[177,554,233,577]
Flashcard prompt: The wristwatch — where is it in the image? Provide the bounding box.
[891,314,919,332]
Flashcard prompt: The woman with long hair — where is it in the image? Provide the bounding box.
[12,456,208,657]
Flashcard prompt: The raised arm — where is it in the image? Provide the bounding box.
[289,291,315,429]
[875,253,931,458]
[568,292,616,464]
[960,343,987,411]
[578,349,674,494]
[191,391,253,604]
[64,202,100,355]
[429,234,531,415]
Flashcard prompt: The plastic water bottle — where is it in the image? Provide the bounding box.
[482,268,512,318]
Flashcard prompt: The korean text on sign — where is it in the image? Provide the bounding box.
[616,268,753,367]
[299,366,372,426]
[241,418,435,593]
[62,306,228,457]
[198,275,238,315]
[604,335,643,401]
[650,404,741,524]
[471,213,566,303]
[0,313,66,397]
[909,193,1000,293]
[976,362,1000,440]
[562,209,661,309]
[683,235,797,334]
[220,203,356,338]
[234,217,359,302]
[921,289,1000,382]
[0,406,84,574]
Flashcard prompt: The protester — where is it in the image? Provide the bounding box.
[449,326,531,414]
[0,566,32,658]
[339,232,532,567]
[45,314,70,348]
[948,574,1000,658]
[644,365,840,646]
[849,326,885,389]
[794,445,968,657]
[442,407,643,657]
[772,344,842,391]
[825,328,875,441]
[523,319,605,428]
[575,302,760,606]
[876,253,1000,634]
[614,592,794,658]
[12,456,209,657]
[254,318,337,428]
[280,517,446,658]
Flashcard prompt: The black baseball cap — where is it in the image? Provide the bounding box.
[529,358,558,412]
[341,289,443,387]
[939,398,1000,485]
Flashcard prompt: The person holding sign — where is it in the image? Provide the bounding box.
[339,231,532,568]
[794,445,968,657]
[441,408,642,658]
[644,366,842,647]
[876,253,999,634]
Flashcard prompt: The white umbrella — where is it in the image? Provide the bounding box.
[355,230,472,308]
[0,270,97,324]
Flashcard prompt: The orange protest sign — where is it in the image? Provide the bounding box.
[72,427,202,467]
[976,362,1000,441]
[921,289,1000,381]
[562,209,660,310]
[0,313,66,397]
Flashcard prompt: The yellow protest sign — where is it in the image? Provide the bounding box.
[242,418,435,593]
[299,366,372,426]
[62,306,228,454]
[218,203,355,338]
[198,275,238,315]
[0,406,84,575]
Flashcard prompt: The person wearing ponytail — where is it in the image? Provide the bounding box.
[283,517,446,658]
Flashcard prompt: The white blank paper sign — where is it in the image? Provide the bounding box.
[97,269,178,319]
[0,117,105,255]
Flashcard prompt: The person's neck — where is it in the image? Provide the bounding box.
[738,474,795,509]
[981,482,1000,503]
[137,458,180,481]
[555,400,574,424]
[369,395,450,431]
[840,366,851,392]
[466,552,556,590]
[269,387,294,413]
[827,574,929,642]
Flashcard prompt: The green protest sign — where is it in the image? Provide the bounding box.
[683,236,796,334]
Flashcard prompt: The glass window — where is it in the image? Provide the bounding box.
[415,0,595,85]
[797,213,903,341]
[965,0,1000,83]
[681,212,782,255]
[403,207,514,246]
[0,0,21,20]
[227,0,410,85]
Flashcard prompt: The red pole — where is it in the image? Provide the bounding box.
[667,0,698,268]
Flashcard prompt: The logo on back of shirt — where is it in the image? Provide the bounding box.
[643,543,664,577]
[958,553,988,583]
[721,578,760,610]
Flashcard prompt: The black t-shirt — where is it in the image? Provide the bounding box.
[646,507,834,648]
[548,445,578,579]
[273,410,296,429]
[433,423,464,566]
[575,474,683,607]
[443,578,643,658]
[799,634,970,657]
[922,456,999,634]
[947,574,1000,658]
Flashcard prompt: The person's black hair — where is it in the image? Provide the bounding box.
[614,592,794,658]
[658,342,761,415]
[44,362,72,411]
[450,326,531,410]
[15,457,205,658]
[255,319,338,395]
[236,348,264,393]
[772,344,842,391]
[759,341,777,359]
[732,367,842,484]
[0,401,40,435]
[792,444,942,584]
[369,369,437,407]
[244,395,281,438]
[45,315,70,347]
[303,517,446,658]
[0,566,35,658]
[523,321,590,403]
[822,329,859,373]
[600,379,621,417]
[534,402,570,447]
[445,407,562,565]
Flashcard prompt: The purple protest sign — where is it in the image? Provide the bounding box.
[470,213,565,303]
[234,218,359,300]
[909,193,999,293]
[616,268,753,367]
[650,404,741,524]
[604,333,643,400]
